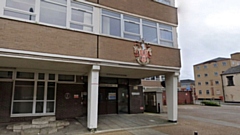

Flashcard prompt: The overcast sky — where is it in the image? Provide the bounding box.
[176,0,240,80]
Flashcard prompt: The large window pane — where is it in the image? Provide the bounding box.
[6,0,35,12]
[47,102,54,113]
[71,2,93,11]
[102,9,120,18]
[40,1,67,27]
[14,81,34,100]
[143,25,157,43]
[102,16,121,37]
[70,23,92,31]
[71,9,92,24]
[35,102,44,113]
[124,22,139,34]
[13,102,33,114]
[37,82,45,100]
[58,75,75,82]
[160,30,173,41]
[47,82,55,100]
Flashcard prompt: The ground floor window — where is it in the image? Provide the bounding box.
[12,72,56,116]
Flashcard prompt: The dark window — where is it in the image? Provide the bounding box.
[215,81,219,85]
[199,90,202,95]
[204,74,208,77]
[205,82,209,85]
[227,76,234,86]
[206,90,210,95]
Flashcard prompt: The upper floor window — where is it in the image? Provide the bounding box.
[102,9,121,37]
[214,72,218,76]
[196,66,200,70]
[155,0,171,5]
[206,90,210,95]
[213,63,217,67]
[198,82,201,85]
[143,20,158,43]
[4,0,36,21]
[40,0,67,27]
[215,81,219,85]
[70,1,93,32]
[204,73,208,77]
[227,76,234,86]
[123,15,141,40]
[205,82,209,85]
[199,90,202,95]
[101,9,173,47]
[197,74,200,78]
[222,62,227,66]
[204,65,207,69]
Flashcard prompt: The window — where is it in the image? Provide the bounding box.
[4,0,36,21]
[204,74,208,77]
[102,9,121,37]
[222,62,227,66]
[206,90,210,95]
[216,90,220,95]
[143,20,157,43]
[198,82,201,85]
[227,76,234,86]
[199,90,202,95]
[196,66,200,70]
[145,76,160,81]
[70,1,93,32]
[12,72,56,116]
[215,81,219,85]
[155,0,171,5]
[159,24,173,46]
[214,72,218,76]
[0,71,13,79]
[101,10,173,46]
[58,74,75,82]
[213,63,217,67]
[197,74,200,78]
[204,65,207,69]
[40,0,67,27]
[205,82,209,85]
[123,15,141,40]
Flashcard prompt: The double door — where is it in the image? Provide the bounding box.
[98,86,129,115]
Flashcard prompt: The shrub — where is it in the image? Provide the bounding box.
[201,100,220,106]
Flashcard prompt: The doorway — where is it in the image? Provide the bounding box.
[118,86,129,114]
[98,87,117,114]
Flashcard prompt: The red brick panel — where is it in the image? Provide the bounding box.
[0,18,98,58]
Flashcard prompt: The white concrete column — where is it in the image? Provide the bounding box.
[165,72,179,122]
[87,65,100,130]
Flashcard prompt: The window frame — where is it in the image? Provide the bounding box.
[206,90,210,95]
[226,76,234,86]
[11,71,57,117]
[199,90,202,95]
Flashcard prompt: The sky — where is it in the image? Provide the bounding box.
[176,0,240,80]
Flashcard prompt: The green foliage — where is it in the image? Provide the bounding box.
[201,100,221,107]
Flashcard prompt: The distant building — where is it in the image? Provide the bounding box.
[221,65,240,103]
[179,79,195,91]
[194,53,240,100]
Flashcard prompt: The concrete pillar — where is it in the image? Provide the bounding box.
[165,72,179,122]
[87,65,100,130]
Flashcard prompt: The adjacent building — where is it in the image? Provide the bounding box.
[222,65,240,103]
[194,53,240,100]
[0,0,181,130]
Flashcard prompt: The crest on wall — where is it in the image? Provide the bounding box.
[133,39,152,66]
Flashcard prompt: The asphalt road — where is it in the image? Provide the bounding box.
[95,104,240,135]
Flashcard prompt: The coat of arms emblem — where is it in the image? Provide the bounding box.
[133,39,152,65]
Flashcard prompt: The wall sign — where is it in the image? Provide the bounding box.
[132,92,140,96]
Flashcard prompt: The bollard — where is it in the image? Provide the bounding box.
[194,131,198,135]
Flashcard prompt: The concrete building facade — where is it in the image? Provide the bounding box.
[0,0,180,130]
[194,54,240,100]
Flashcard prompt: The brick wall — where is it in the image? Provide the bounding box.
[0,82,13,122]
[162,91,193,105]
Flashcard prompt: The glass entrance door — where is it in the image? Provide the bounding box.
[118,86,129,114]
